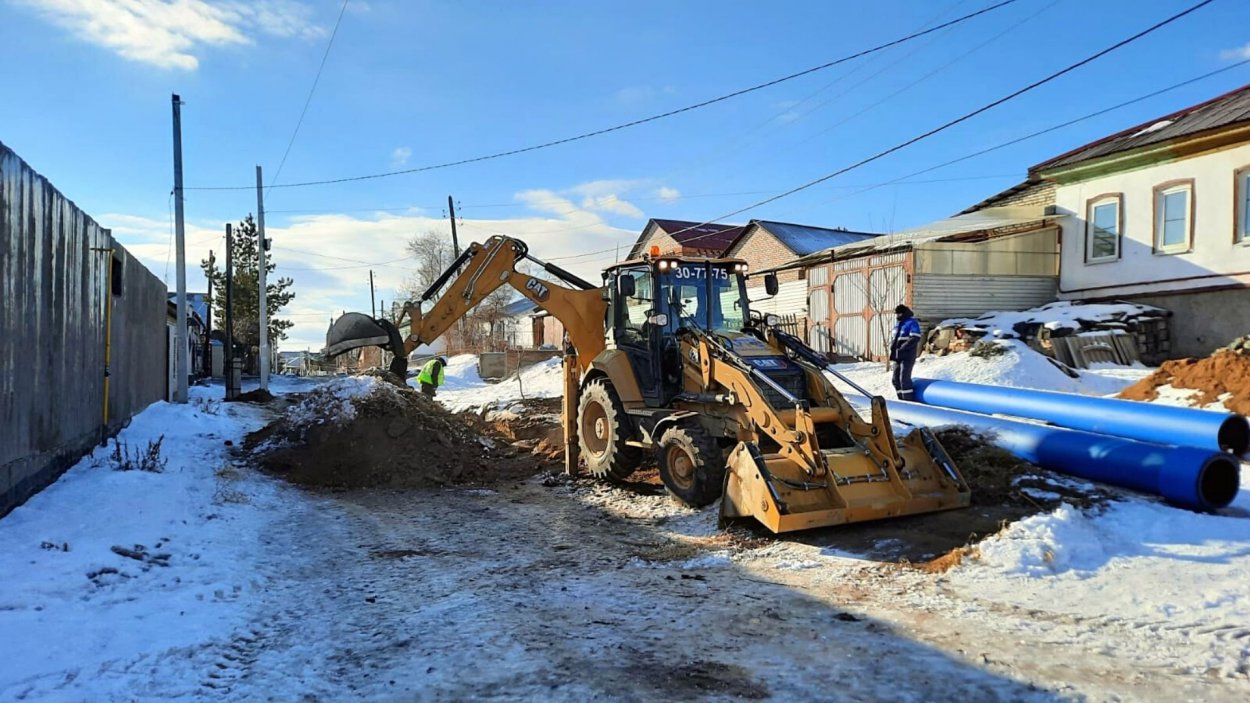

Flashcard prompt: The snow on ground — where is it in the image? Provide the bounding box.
[5,353,1250,700]
[938,300,1166,336]
[832,338,1151,398]
[431,355,564,412]
[0,384,282,700]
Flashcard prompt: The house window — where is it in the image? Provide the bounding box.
[1085,194,1121,262]
[1237,167,1250,243]
[111,254,124,296]
[1153,181,1193,253]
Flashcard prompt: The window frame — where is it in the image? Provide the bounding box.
[1084,192,1123,263]
[1236,166,1250,245]
[1152,179,1195,255]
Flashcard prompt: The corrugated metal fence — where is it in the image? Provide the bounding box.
[1,141,168,517]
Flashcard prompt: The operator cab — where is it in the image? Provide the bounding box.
[605,250,778,407]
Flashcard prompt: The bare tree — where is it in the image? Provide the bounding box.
[402,230,527,352]
[404,230,454,300]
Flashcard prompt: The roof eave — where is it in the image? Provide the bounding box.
[1035,121,1250,184]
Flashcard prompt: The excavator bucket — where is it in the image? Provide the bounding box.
[324,312,410,376]
[720,421,970,534]
[325,312,395,357]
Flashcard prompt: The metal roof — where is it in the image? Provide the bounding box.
[787,205,1057,268]
[1034,83,1250,173]
[746,220,880,256]
[649,219,746,253]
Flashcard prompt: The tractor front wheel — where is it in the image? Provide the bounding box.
[658,423,725,507]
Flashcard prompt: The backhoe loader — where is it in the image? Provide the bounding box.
[325,235,969,533]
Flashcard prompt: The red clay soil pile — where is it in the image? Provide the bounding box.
[1119,349,1250,415]
[246,376,547,489]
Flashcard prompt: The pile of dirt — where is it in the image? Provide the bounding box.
[935,426,1111,510]
[230,388,275,403]
[247,377,550,489]
[456,398,566,462]
[1119,349,1250,414]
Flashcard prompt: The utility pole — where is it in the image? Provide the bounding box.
[255,166,270,391]
[369,269,376,319]
[225,223,238,400]
[204,250,214,379]
[447,195,460,257]
[171,93,189,403]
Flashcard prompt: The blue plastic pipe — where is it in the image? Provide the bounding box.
[912,379,1250,458]
[851,398,1241,511]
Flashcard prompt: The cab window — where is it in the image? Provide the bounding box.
[615,267,653,344]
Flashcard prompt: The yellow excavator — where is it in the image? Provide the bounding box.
[325,235,969,533]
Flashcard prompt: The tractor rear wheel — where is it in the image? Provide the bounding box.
[577,378,641,480]
[658,423,726,507]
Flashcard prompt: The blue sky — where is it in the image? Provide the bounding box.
[2,0,1248,350]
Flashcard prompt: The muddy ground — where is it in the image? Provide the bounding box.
[249,382,1111,570]
[200,385,1246,701]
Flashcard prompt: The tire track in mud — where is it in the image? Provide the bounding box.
[180,481,1059,702]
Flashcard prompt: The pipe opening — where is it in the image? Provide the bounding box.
[1217,416,1250,458]
[1198,455,1241,510]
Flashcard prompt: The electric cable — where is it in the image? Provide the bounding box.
[267,0,351,193]
[545,0,1217,263]
[185,0,1019,191]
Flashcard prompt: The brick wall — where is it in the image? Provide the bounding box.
[730,226,803,288]
[963,180,1056,212]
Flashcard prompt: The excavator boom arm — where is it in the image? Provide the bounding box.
[325,236,607,375]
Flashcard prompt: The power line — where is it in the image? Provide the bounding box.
[267,0,351,192]
[565,57,1250,271]
[552,0,1217,263]
[186,0,1019,192]
[801,57,1250,211]
[257,175,1020,218]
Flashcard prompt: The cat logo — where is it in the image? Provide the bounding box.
[525,277,550,301]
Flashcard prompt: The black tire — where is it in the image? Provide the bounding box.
[577,378,641,480]
[658,422,726,507]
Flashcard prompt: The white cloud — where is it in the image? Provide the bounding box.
[100,179,641,351]
[657,187,681,202]
[579,194,644,218]
[560,179,647,218]
[391,146,412,167]
[1220,44,1250,61]
[16,0,324,70]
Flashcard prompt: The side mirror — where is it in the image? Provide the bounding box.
[764,273,779,297]
[617,275,636,298]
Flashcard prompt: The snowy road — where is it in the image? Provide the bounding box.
[20,474,1245,702]
[121,481,1063,702]
[4,368,1249,701]
[272,482,1250,701]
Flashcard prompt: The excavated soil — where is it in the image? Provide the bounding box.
[247,379,554,489]
[787,427,1113,568]
[1119,350,1250,414]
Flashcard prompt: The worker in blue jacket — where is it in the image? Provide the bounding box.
[889,304,922,401]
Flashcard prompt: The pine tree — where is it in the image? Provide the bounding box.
[201,215,295,370]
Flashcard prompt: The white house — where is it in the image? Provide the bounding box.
[1038,83,1250,357]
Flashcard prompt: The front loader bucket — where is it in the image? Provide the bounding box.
[720,429,970,534]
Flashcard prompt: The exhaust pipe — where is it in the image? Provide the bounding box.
[912,379,1250,457]
[853,398,1240,512]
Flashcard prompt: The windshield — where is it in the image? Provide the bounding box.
[660,263,750,334]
